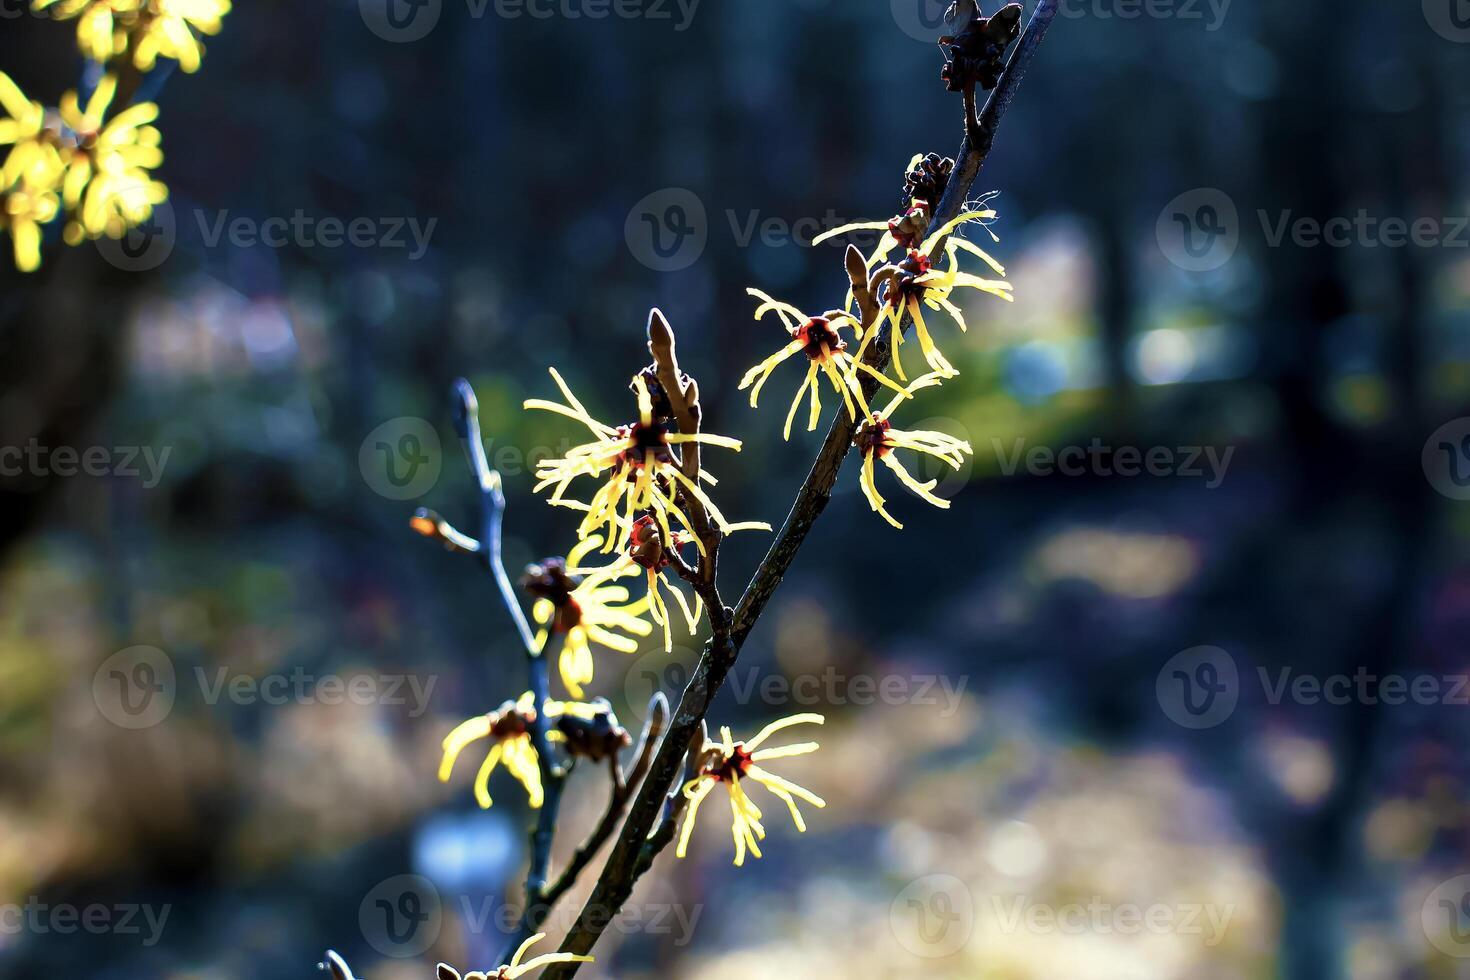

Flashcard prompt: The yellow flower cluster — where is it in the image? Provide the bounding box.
[438,691,624,809]
[440,155,1015,869]
[743,152,1015,527]
[0,0,227,271]
[519,364,769,694]
[34,0,230,74]
[678,713,826,866]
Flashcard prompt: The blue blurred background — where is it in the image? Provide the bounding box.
[2,0,1470,977]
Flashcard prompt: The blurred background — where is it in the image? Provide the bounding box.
[2,0,1470,977]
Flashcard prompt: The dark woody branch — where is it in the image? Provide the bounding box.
[542,3,1058,973]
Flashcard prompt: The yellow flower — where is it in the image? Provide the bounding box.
[853,374,973,529]
[738,288,913,440]
[57,75,166,241]
[439,692,547,809]
[0,73,63,190]
[134,0,231,74]
[2,181,61,272]
[33,0,229,73]
[436,933,593,980]
[865,215,1012,380]
[33,0,142,63]
[814,178,1012,381]
[561,517,699,655]
[439,693,633,808]
[524,367,768,555]
[676,713,825,867]
[522,534,654,698]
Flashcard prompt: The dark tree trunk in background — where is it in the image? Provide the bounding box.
[1253,5,1443,978]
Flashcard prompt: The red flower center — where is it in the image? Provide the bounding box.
[794,317,846,361]
[618,419,675,468]
[489,705,535,739]
[704,743,754,782]
[887,204,930,250]
[887,249,933,307]
[554,596,583,633]
[853,416,893,457]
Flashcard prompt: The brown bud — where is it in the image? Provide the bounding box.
[845,244,868,291]
[555,700,632,762]
[939,2,1023,92]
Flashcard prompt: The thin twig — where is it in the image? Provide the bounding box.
[452,379,539,657]
[540,5,1057,973]
[503,692,670,951]
[521,636,566,900]
[448,379,573,965]
[541,693,668,906]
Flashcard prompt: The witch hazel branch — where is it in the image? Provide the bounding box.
[320,2,1056,976]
